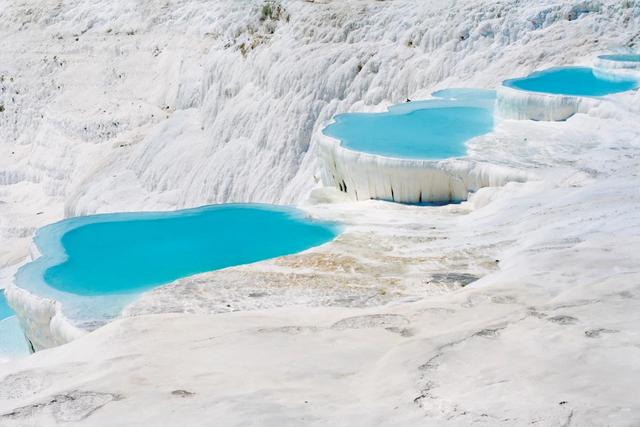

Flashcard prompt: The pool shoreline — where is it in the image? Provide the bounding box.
[7,204,341,351]
[496,66,639,121]
[319,123,529,204]
[595,54,640,72]
[0,292,31,360]
[319,89,528,203]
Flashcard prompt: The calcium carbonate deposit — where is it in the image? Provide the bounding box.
[1,0,640,425]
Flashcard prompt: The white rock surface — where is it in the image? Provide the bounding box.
[4,280,85,352]
[495,84,597,121]
[1,0,638,263]
[595,55,640,71]
[495,67,639,121]
[318,131,529,203]
[1,0,640,425]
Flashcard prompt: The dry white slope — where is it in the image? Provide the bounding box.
[1,0,640,425]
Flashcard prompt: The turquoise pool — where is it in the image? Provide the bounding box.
[322,89,495,160]
[0,293,14,320]
[14,204,339,325]
[598,54,640,62]
[0,292,30,360]
[504,66,639,97]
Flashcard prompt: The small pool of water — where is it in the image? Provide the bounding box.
[322,89,494,160]
[504,66,639,97]
[0,293,14,320]
[598,54,640,62]
[0,292,30,360]
[14,204,339,325]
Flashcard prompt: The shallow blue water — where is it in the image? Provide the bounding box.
[0,292,30,359]
[504,66,639,96]
[598,54,640,62]
[14,204,339,323]
[0,293,14,321]
[323,90,495,160]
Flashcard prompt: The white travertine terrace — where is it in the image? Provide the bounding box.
[594,55,640,71]
[4,246,85,351]
[318,131,528,203]
[2,0,640,424]
[496,67,639,121]
[494,85,597,121]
